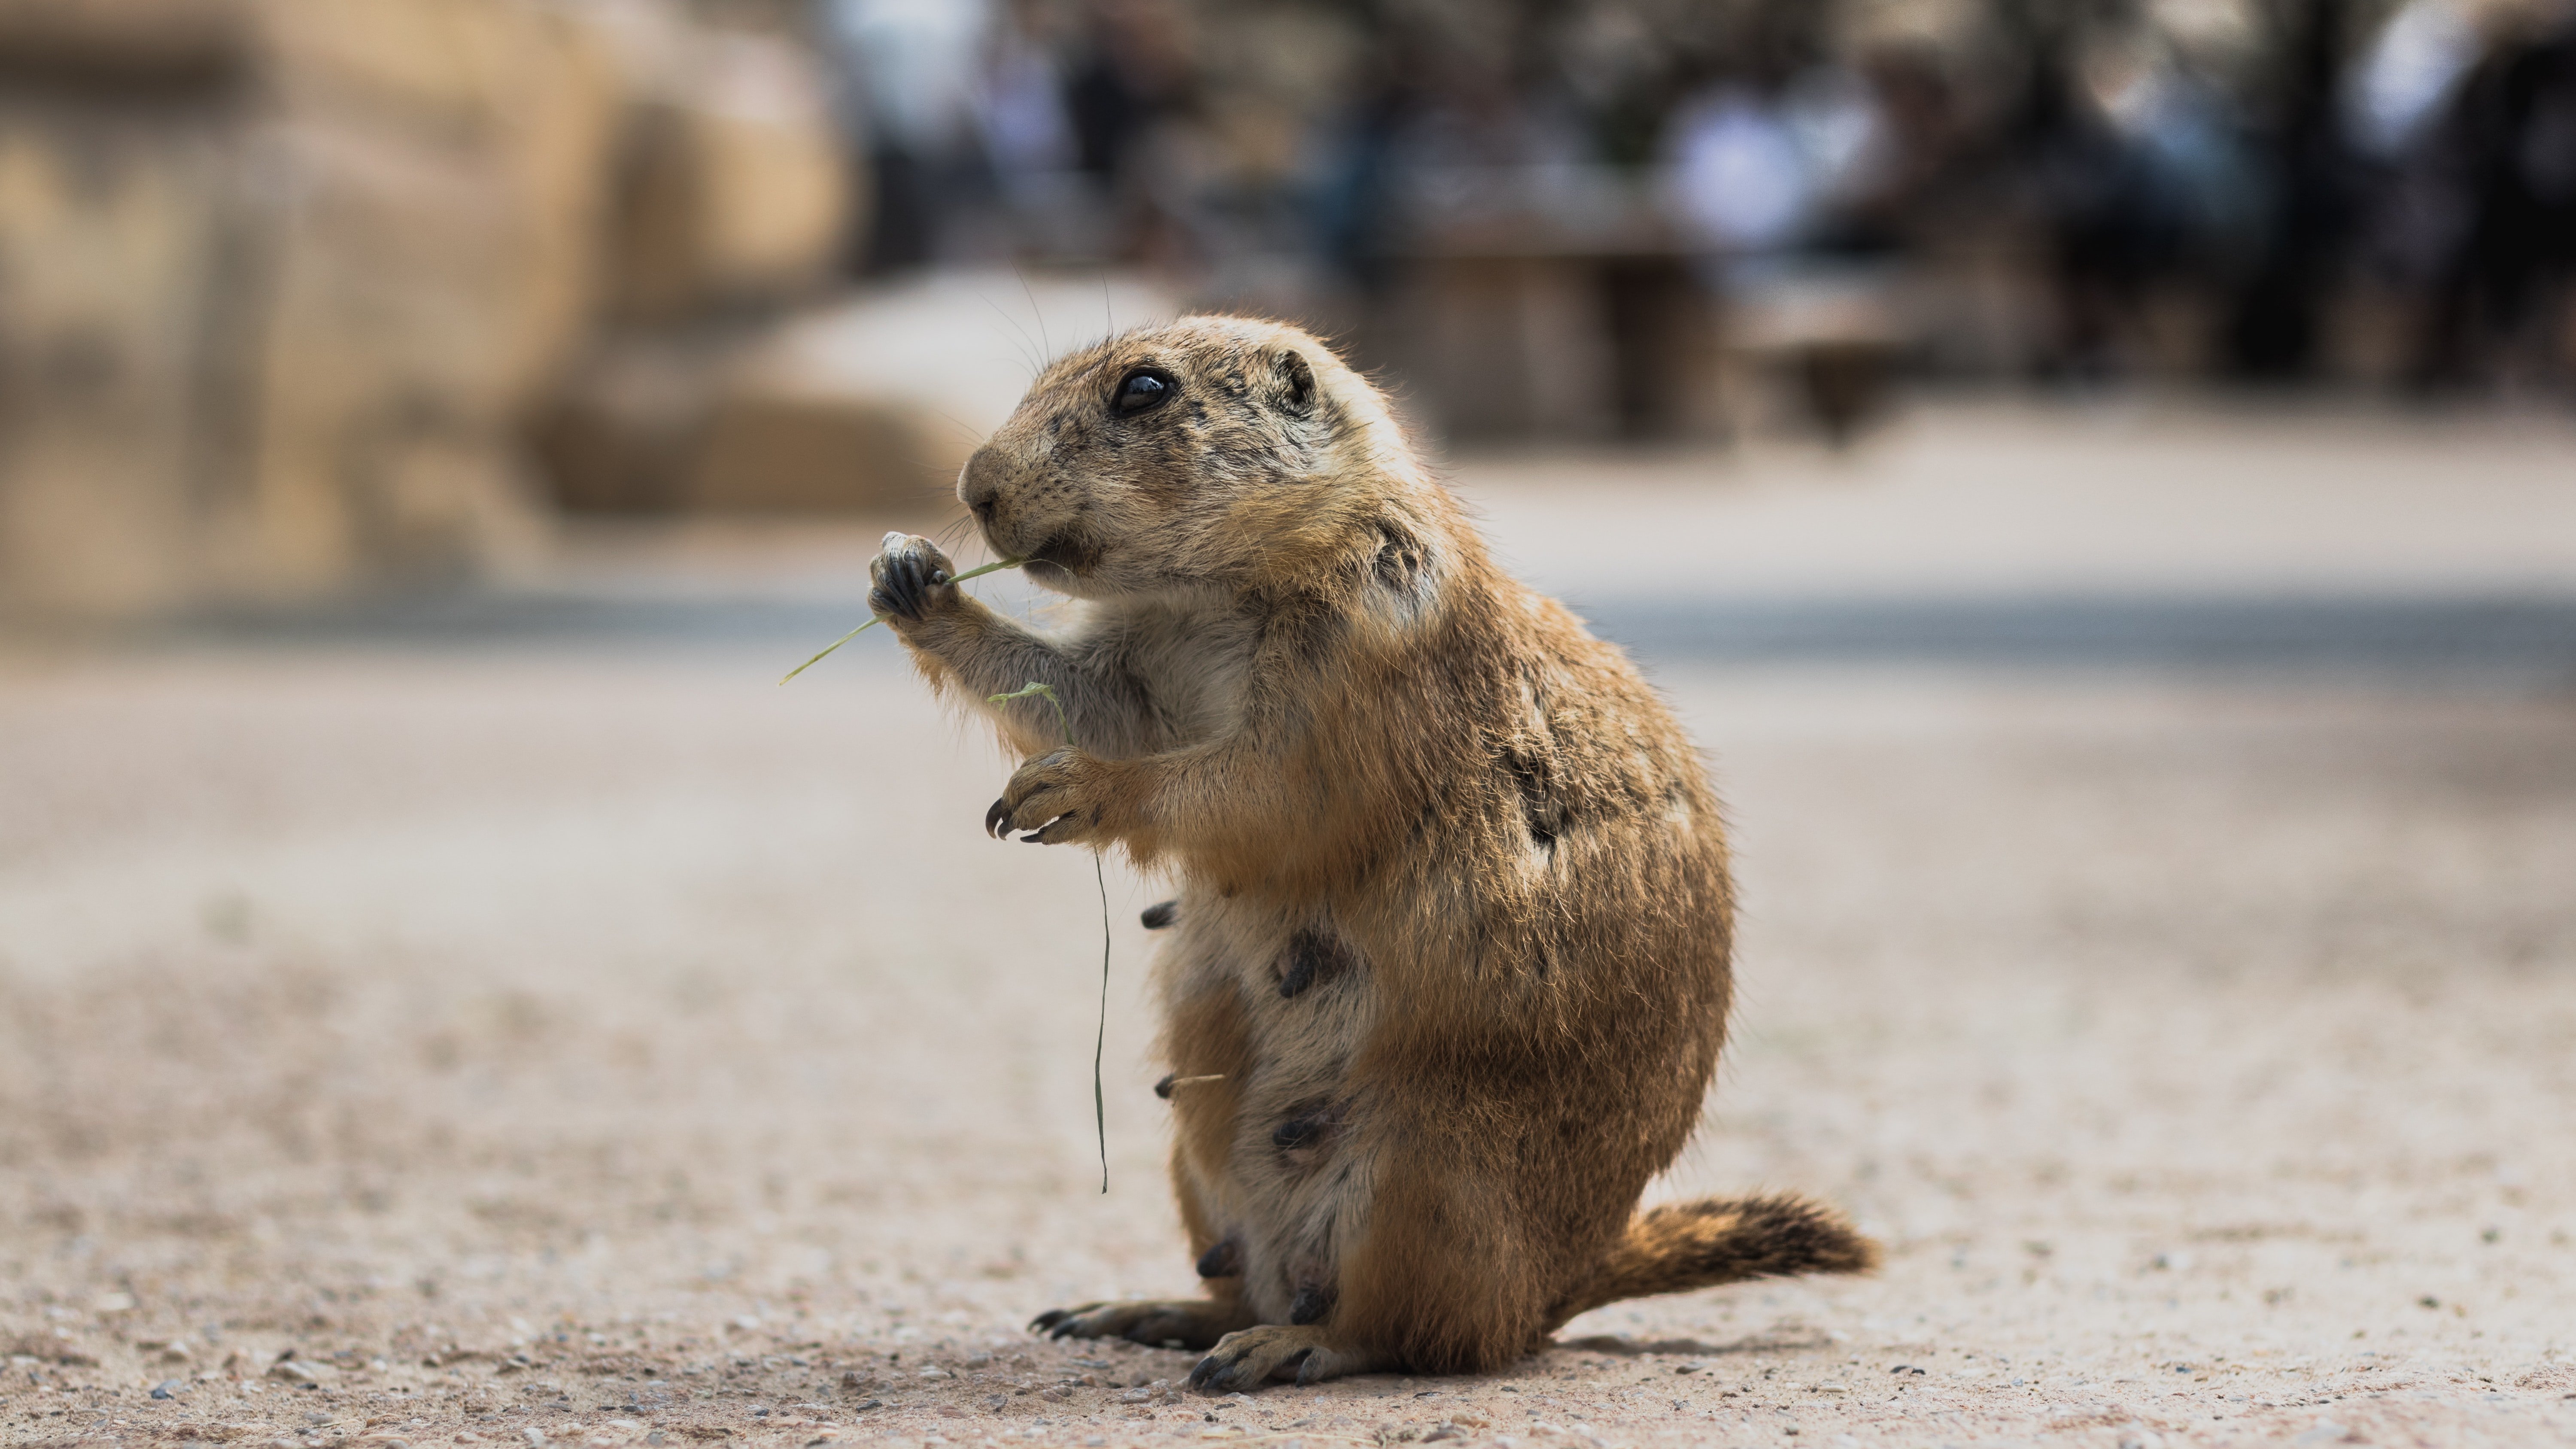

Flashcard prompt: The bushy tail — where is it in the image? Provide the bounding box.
[1550,1194,1879,1325]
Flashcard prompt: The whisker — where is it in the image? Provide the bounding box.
[924,406,988,449]
[1015,263,1051,360]
[969,286,1043,376]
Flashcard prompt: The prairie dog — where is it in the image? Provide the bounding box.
[869,316,1873,1390]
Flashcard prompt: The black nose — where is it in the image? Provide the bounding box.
[960,448,1002,522]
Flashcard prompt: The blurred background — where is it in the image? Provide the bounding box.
[3,0,2576,614]
[3,5,2575,1444]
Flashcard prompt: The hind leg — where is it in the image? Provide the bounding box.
[1186,1116,1567,1392]
[1030,1141,1257,1351]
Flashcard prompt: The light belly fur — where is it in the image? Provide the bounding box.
[1157,888,1383,1324]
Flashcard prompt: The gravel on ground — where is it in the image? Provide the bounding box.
[2,643,2570,1449]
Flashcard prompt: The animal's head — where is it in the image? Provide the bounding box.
[959,316,1413,601]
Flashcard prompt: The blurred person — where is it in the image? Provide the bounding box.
[1665,55,1911,442]
[977,2,1079,193]
[820,0,997,271]
[2386,1,2576,387]
[970,0,1124,262]
[1061,0,1203,266]
[2217,0,2363,377]
[1378,30,1592,225]
[1999,13,2201,380]
[1820,39,1983,255]
[1666,83,1818,254]
[2348,0,2485,156]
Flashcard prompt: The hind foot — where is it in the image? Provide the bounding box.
[1030,1297,1250,1352]
[1188,1324,1376,1393]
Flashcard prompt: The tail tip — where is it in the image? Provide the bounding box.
[1653,1191,1880,1279]
[1760,1192,1880,1278]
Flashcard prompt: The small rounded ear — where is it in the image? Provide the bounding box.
[1272,348,1317,415]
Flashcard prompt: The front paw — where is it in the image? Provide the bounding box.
[985,747,1119,846]
[1028,1298,1238,1351]
[868,532,959,625]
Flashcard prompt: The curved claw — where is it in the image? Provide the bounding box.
[1029,1309,1070,1334]
[985,796,1013,839]
[1293,1348,1321,1387]
[1187,1355,1221,1392]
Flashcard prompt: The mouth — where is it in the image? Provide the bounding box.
[1019,532,1100,590]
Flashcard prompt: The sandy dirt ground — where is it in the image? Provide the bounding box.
[4,409,2575,1449]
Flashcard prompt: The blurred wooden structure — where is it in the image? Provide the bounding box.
[1371,165,1907,445]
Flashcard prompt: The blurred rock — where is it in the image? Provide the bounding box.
[539,270,1175,516]
[228,0,626,595]
[0,85,239,614]
[585,11,856,323]
[0,0,858,617]
[0,0,252,88]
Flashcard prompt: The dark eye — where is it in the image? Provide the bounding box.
[1114,368,1173,415]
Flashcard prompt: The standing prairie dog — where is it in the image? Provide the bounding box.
[869,316,1873,1391]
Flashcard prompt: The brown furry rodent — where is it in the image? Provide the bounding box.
[868,315,1874,1391]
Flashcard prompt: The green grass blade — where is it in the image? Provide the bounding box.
[777,616,881,684]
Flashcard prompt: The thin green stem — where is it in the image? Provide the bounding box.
[987,680,1114,1194]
